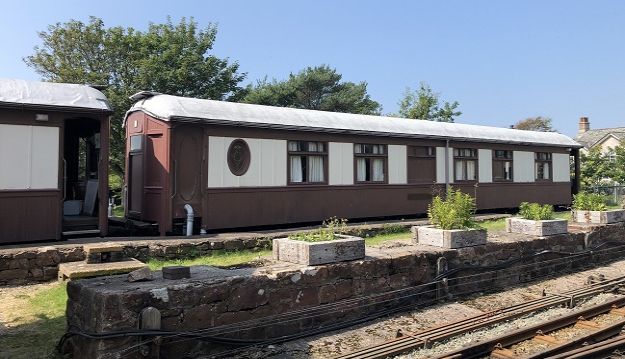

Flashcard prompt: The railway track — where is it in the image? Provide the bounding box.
[335,275,625,359]
[546,334,625,358]
[433,295,625,358]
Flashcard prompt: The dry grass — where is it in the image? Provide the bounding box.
[0,282,67,359]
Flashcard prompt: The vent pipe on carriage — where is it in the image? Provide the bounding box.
[184,204,194,236]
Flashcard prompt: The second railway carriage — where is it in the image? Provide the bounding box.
[124,91,582,235]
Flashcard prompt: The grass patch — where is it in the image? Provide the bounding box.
[146,248,272,270]
[364,230,411,246]
[479,218,507,231]
[553,211,571,220]
[0,282,68,359]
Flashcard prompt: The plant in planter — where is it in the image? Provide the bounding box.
[571,192,625,224]
[414,188,487,249]
[273,217,365,265]
[506,202,568,236]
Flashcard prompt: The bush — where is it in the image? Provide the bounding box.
[428,187,477,230]
[518,202,554,220]
[289,217,348,242]
[572,192,608,211]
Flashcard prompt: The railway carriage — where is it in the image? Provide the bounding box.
[0,79,111,244]
[123,91,582,235]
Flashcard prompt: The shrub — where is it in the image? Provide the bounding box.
[289,216,348,242]
[572,192,608,211]
[428,187,477,230]
[518,202,554,220]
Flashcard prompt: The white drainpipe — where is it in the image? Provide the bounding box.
[184,204,194,236]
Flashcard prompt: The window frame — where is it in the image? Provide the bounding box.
[354,143,388,184]
[534,152,553,182]
[492,150,514,182]
[287,140,328,185]
[407,145,436,184]
[453,148,478,182]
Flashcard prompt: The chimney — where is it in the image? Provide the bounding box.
[578,116,590,134]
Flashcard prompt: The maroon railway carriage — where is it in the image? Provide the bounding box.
[0,79,112,244]
[124,91,582,236]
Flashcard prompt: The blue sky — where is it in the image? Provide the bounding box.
[1,0,625,136]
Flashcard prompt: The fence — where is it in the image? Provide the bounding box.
[588,185,625,206]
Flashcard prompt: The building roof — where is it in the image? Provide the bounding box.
[126,92,582,148]
[0,78,112,113]
[575,127,625,148]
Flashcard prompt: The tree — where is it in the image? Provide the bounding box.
[610,145,625,185]
[396,82,461,122]
[579,147,613,188]
[513,116,555,132]
[243,65,381,115]
[25,16,246,177]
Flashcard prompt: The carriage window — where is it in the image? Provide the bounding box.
[355,144,387,183]
[288,141,327,184]
[493,150,513,181]
[130,135,143,152]
[535,152,552,181]
[454,148,477,181]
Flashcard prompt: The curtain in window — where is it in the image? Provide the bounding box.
[357,158,367,181]
[543,163,550,179]
[288,141,299,151]
[372,158,384,181]
[308,155,324,182]
[466,160,476,180]
[290,156,303,182]
[455,160,464,181]
[504,161,511,180]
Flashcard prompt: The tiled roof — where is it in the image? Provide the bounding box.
[575,128,625,148]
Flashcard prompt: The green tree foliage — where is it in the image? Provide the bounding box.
[25,16,246,176]
[243,65,381,115]
[513,116,555,132]
[579,147,613,188]
[611,145,625,185]
[396,82,461,122]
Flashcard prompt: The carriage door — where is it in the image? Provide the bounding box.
[172,126,203,221]
[127,134,144,217]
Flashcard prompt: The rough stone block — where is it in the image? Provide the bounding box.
[572,209,625,224]
[506,217,568,236]
[273,235,365,265]
[58,258,147,281]
[415,226,487,249]
[127,267,153,282]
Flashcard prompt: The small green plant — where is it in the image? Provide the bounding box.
[572,192,608,211]
[428,187,477,230]
[518,202,555,220]
[289,216,348,242]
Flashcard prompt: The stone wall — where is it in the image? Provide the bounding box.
[0,217,458,285]
[64,223,625,358]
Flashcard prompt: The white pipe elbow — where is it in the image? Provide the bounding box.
[184,204,194,236]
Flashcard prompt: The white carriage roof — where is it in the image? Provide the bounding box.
[0,78,111,112]
[127,92,581,148]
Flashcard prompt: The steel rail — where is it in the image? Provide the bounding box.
[546,334,625,359]
[335,276,625,359]
[432,296,625,359]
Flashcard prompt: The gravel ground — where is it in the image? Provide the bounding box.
[228,259,625,359]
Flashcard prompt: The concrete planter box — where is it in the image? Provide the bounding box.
[506,217,568,236]
[413,226,487,249]
[572,209,625,224]
[273,235,365,265]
